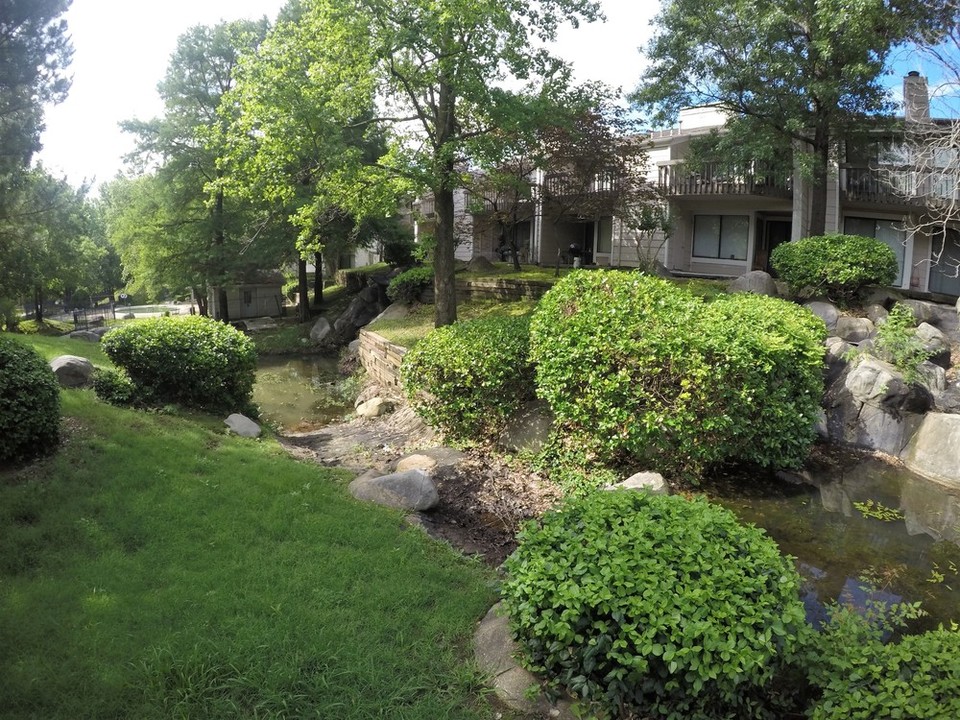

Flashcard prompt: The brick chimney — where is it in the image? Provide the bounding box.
[904,71,931,123]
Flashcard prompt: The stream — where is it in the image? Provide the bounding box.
[253,355,355,433]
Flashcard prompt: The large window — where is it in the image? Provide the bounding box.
[693,214,749,261]
[844,216,905,286]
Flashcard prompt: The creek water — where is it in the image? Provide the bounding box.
[253,355,355,432]
[704,454,960,631]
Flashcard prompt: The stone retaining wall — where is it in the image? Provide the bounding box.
[455,278,552,302]
[359,329,406,388]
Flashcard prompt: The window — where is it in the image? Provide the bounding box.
[243,290,252,305]
[692,214,749,261]
[597,216,613,254]
[844,216,905,285]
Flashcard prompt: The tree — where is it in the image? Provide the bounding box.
[280,0,603,327]
[632,0,955,237]
[122,19,284,321]
[0,0,72,194]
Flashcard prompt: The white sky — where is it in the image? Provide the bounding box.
[37,0,659,190]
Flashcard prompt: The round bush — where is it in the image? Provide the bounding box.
[0,336,61,464]
[101,316,257,413]
[811,626,960,720]
[529,271,825,478]
[400,314,534,441]
[92,367,139,407]
[501,491,807,719]
[387,265,434,304]
[770,233,898,304]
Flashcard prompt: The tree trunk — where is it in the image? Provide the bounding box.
[808,126,830,238]
[510,224,522,270]
[213,187,230,322]
[33,287,43,323]
[313,251,323,307]
[193,288,208,317]
[297,257,310,323]
[433,76,458,328]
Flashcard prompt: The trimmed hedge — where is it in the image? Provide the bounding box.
[502,491,808,719]
[101,316,257,413]
[770,233,899,304]
[387,265,433,304]
[400,314,534,441]
[529,271,825,479]
[0,336,61,464]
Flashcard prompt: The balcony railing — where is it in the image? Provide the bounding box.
[841,166,959,206]
[542,170,621,199]
[658,162,792,198]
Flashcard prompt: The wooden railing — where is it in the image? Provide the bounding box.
[841,166,957,206]
[542,170,621,199]
[658,162,792,198]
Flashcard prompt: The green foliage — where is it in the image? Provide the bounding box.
[92,367,138,407]
[807,603,959,720]
[770,234,899,304]
[387,265,434,305]
[873,302,934,383]
[853,498,904,522]
[101,316,257,413]
[401,315,534,441]
[0,336,61,464]
[501,491,808,719]
[529,271,825,479]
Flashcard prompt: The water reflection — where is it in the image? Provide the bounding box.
[253,355,354,432]
[705,455,960,630]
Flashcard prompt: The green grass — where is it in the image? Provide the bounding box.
[458,262,573,283]
[0,370,500,718]
[7,332,112,368]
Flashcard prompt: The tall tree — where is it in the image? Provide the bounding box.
[280,0,603,326]
[632,0,954,237]
[123,19,279,321]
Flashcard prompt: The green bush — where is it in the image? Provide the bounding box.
[873,302,933,383]
[101,316,257,413]
[92,367,139,407]
[0,336,61,464]
[387,265,433,304]
[809,609,960,720]
[529,271,825,479]
[770,233,899,304]
[501,491,808,720]
[400,314,534,441]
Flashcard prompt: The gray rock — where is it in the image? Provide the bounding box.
[902,413,960,488]
[834,316,875,343]
[347,338,362,354]
[49,355,94,388]
[466,256,497,273]
[729,270,779,297]
[824,336,853,385]
[334,295,381,335]
[844,356,901,404]
[224,413,262,438]
[310,317,332,342]
[497,400,554,455]
[606,471,668,495]
[935,383,960,414]
[355,397,392,418]
[917,360,947,396]
[395,453,438,473]
[805,301,840,332]
[904,298,959,333]
[68,330,100,342]
[348,469,439,511]
[243,317,278,332]
[370,303,411,324]
[864,304,889,324]
[916,322,952,368]
[122,313,136,320]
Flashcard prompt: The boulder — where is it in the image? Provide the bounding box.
[309,316,332,342]
[395,453,438,473]
[49,355,94,388]
[915,322,952,368]
[348,469,439,511]
[728,270,779,297]
[903,298,959,334]
[805,301,840,332]
[824,336,852,385]
[355,397,392,418]
[122,313,136,320]
[606,471,668,495]
[333,295,381,336]
[466,256,497,273]
[864,304,889,325]
[935,383,960,414]
[834,316,875,343]
[91,326,113,338]
[917,360,947,397]
[347,338,362,354]
[68,330,100,342]
[224,413,261,438]
[901,413,960,488]
[497,400,554,455]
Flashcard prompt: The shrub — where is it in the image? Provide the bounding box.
[387,265,434,304]
[529,271,825,479]
[92,367,139,407]
[770,233,898,304]
[873,302,933,383]
[400,314,534,441]
[0,336,61,464]
[501,491,808,720]
[101,316,257,413]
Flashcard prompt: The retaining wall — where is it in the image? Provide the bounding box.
[358,329,406,388]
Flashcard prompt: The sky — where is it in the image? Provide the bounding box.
[37,0,658,190]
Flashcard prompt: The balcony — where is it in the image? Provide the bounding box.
[841,166,958,207]
[542,169,621,199]
[658,162,792,198]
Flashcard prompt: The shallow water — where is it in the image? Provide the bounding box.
[705,456,960,630]
[253,355,354,432]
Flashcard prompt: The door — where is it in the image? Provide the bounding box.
[754,218,792,272]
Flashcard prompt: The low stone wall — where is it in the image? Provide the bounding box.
[455,278,552,302]
[358,329,406,388]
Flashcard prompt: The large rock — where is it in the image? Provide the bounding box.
[728,270,778,297]
[606,471,668,495]
[805,301,840,332]
[224,413,261,438]
[348,468,439,511]
[49,355,94,388]
[309,316,332,342]
[824,336,852,385]
[395,453,438,473]
[864,304,889,325]
[466,256,496,273]
[355,397,392,418]
[915,322,952,368]
[68,330,100,342]
[902,298,959,335]
[916,360,947,397]
[834,316,875,343]
[902,413,960,487]
[935,383,960,414]
[334,294,382,336]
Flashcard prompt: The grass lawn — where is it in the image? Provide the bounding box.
[0,335,501,719]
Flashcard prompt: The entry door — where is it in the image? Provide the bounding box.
[754,219,792,272]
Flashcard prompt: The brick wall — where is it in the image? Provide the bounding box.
[358,329,407,388]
